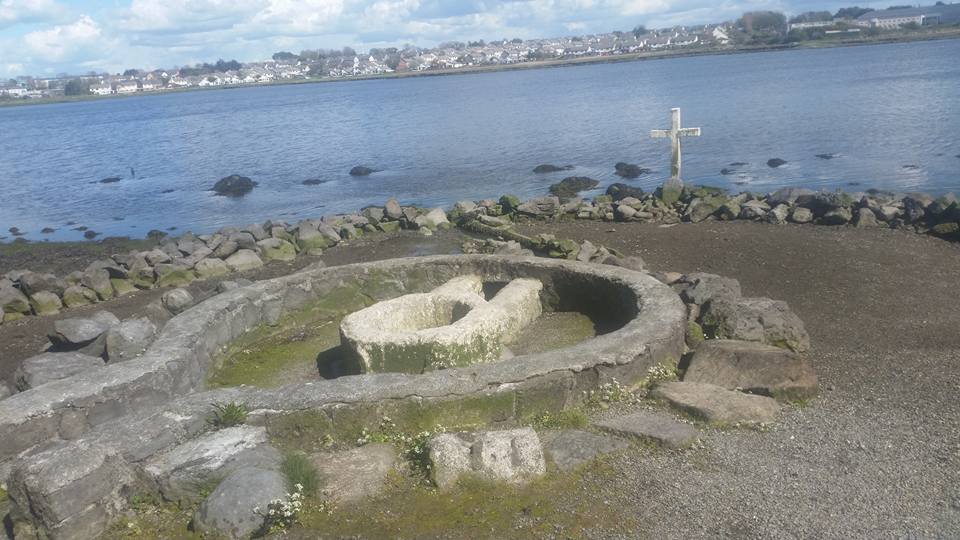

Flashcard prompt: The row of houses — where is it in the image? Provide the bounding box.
[788,3,960,32]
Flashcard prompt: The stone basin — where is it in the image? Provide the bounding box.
[340,275,543,373]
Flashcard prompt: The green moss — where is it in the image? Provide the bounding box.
[207,312,342,389]
[155,269,195,288]
[685,321,705,348]
[100,501,204,540]
[296,463,633,539]
[508,312,596,356]
[528,408,589,430]
[499,194,521,213]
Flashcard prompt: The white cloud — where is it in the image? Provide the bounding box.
[23,15,104,62]
[0,0,62,29]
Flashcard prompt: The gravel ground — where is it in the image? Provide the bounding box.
[2,220,959,538]
[515,220,960,539]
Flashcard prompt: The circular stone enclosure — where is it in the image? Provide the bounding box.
[0,256,686,465]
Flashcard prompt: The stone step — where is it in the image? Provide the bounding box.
[593,410,699,449]
[539,429,631,471]
[651,381,780,425]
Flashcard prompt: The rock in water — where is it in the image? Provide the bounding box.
[349,166,377,176]
[767,158,788,168]
[99,177,121,184]
[211,175,257,197]
[816,153,839,160]
[614,162,650,179]
[606,183,644,201]
[548,177,599,202]
[533,164,573,173]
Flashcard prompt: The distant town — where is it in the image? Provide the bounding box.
[2,3,959,102]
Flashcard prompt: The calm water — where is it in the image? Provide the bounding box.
[2,39,959,242]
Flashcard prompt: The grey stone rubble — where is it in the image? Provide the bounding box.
[7,181,945,328]
[3,255,687,539]
[0,197,453,326]
[192,466,286,539]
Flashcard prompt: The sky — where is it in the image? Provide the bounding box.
[0,0,905,77]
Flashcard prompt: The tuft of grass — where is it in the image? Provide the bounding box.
[281,452,320,497]
[208,401,247,428]
[528,409,589,430]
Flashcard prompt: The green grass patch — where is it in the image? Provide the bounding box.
[293,462,632,539]
[281,452,320,497]
[208,401,248,428]
[528,409,589,430]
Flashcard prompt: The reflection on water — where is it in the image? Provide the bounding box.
[1,39,958,241]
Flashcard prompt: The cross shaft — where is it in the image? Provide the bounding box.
[651,108,701,181]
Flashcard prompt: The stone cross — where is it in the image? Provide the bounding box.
[650,107,701,181]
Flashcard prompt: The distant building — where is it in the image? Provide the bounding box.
[856,4,960,28]
[90,82,113,95]
[788,20,835,32]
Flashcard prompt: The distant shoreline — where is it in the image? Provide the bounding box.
[3,29,960,110]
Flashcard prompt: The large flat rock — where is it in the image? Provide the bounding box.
[540,429,631,470]
[311,443,398,503]
[683,339,817,401]
[14,352,106,391]
[651,381,780,425]
[594,410,699,449]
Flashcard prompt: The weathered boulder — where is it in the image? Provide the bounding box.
[820,207,852,225]
[796,191,852,217]
[594,411,698,449]
[193,467,286,539]
[701,297,810,353]
[256,238,296,262]
[767,187,814,206]
[81,268,114,301]
[312,443,398,502]
[516,196,561,217]
[678,273,742,305]
[62,285,98,308]
[14,352,105,390]
[429,428,545,490]
[194,257,230,279]
[154,263,195,288]
[225,249,264,273]
[652,381,781,424]
[212,175,257,197]
[48,312,119,356]
[417,208,450,230]
[739,200,770,220]
[384,198,403,220]
[105,317,157,362]
[789,207,814,224]
[143,248,172,266]
[145,426,280,504]
[213,238,239,259]
[717,200,741,221]
[683,340,818,401]
[161,288,194,315]
[685,197,722,223]
[853,207,880,228]
[767,203,790,224]
[7,442,138,540]
[0,278,31,322]
[605,183,645,201]
[29,291,62,316]
[18,271,66,297]
[539,430,631,471]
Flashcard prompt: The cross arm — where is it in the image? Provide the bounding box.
[650,130,671,139]
[678,127,701,137]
